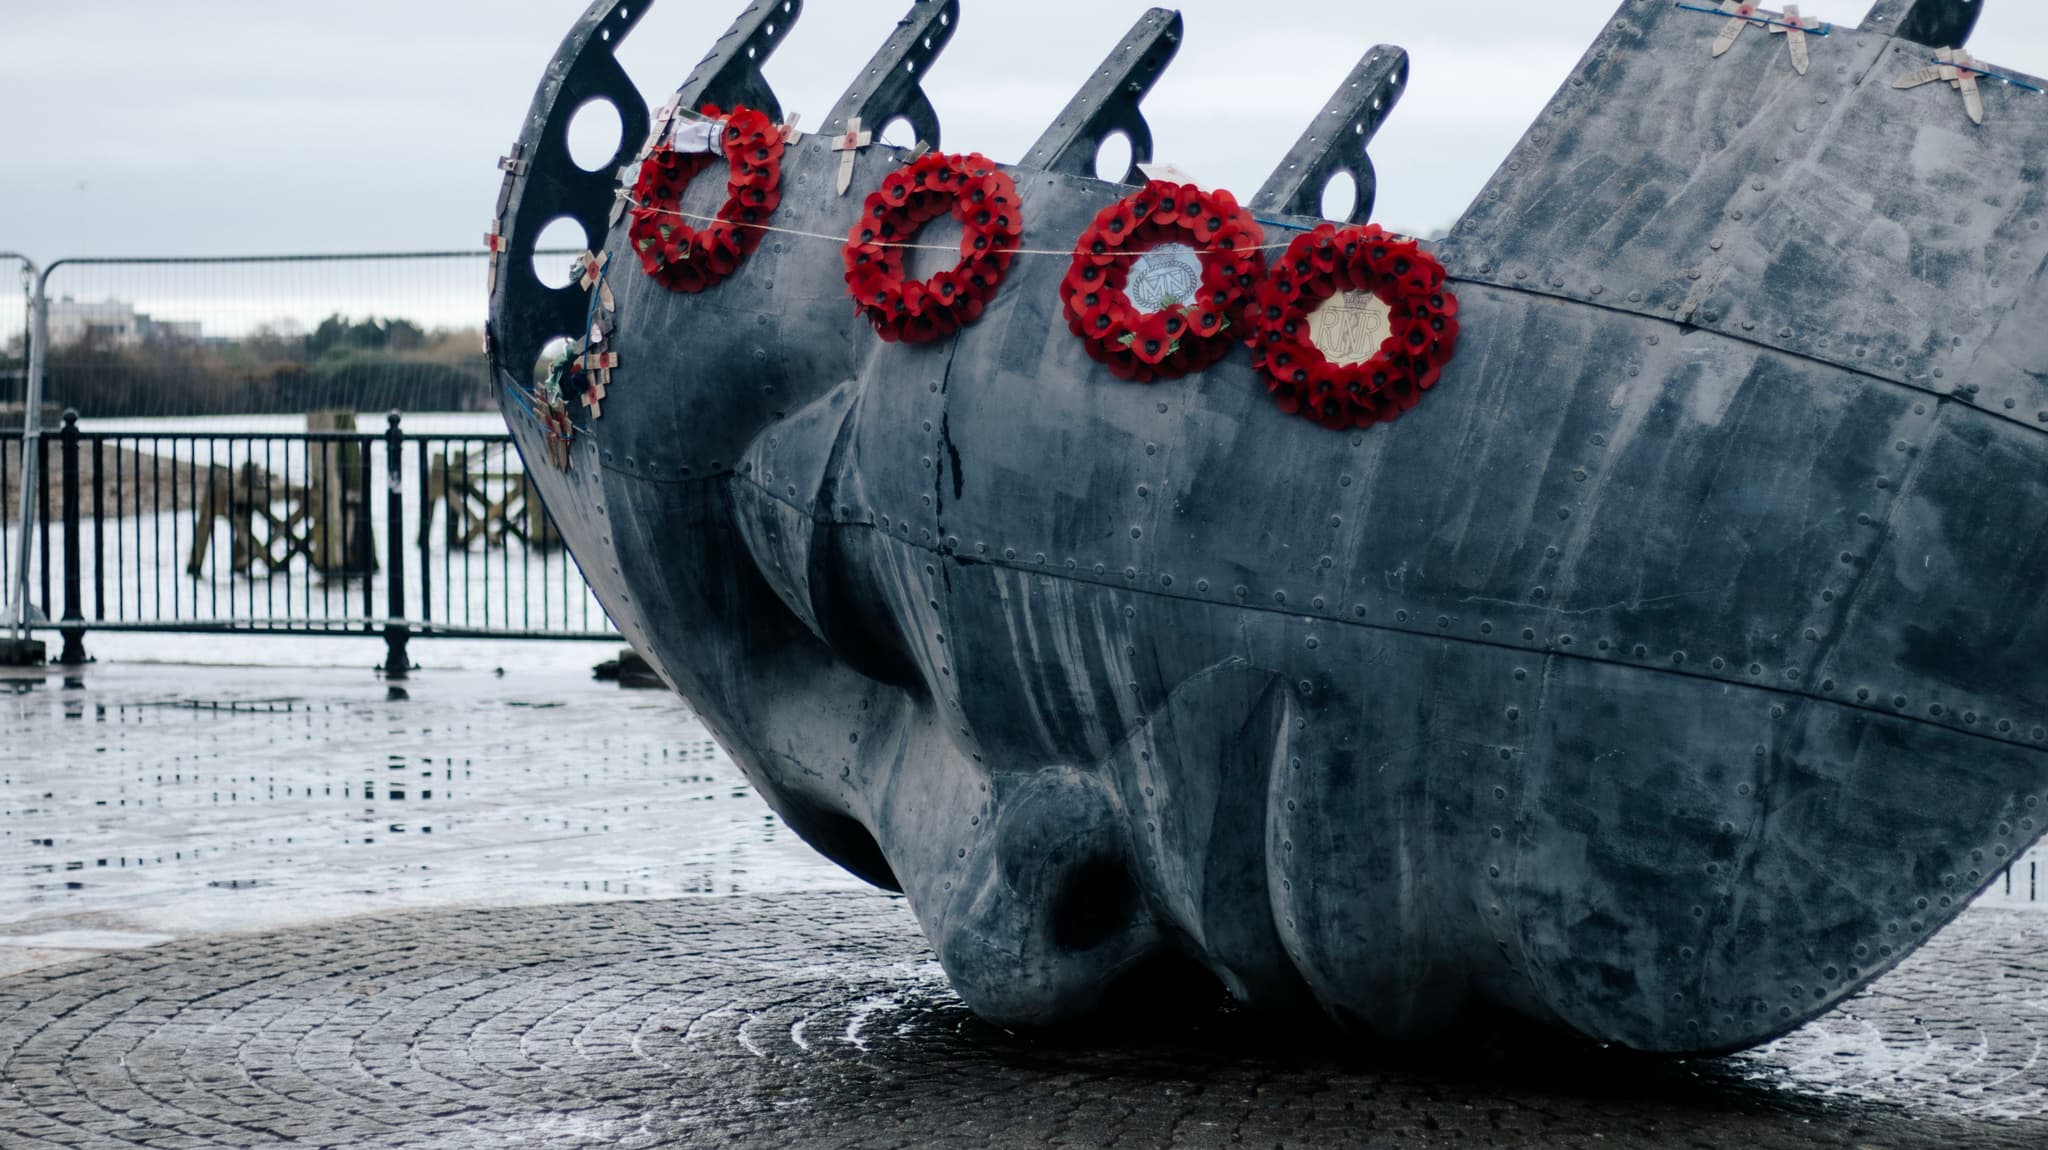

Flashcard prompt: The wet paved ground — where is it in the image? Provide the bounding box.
[4,896,2048,1148]
[6,656,2048,1147]
[0,653,857,975]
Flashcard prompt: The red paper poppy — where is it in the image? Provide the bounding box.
[840,151,1022,345]
[627,103,786,295]
[1248,223,1459,430]
[1061,180,1267,382]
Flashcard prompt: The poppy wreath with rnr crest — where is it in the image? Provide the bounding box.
[1061,181,1266,382]
[1250,223,1459,430]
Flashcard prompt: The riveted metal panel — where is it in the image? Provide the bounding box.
[1443,1,2048,436]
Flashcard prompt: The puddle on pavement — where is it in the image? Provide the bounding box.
[0,662,863,966]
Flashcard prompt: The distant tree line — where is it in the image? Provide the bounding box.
[29,314,495,418]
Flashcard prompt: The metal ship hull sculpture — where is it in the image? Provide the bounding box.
[488,0,2048,1054]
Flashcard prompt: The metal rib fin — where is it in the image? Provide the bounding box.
[824,0,960,150]
[1861,0,1982,49]
[1250,46,1408,226]
[675,0,803,121]
[489,0,652,389]
[1022,8,1182,184]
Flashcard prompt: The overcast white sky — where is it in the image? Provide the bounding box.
[3,0,2046,260]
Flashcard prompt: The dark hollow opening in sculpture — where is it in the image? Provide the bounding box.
[1052,856,1139,952]
[1096,949,1232,1029]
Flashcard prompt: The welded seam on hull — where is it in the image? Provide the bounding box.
[1797,395,1947,728]
[728,470,2048,760]
[1455,277,2048,444]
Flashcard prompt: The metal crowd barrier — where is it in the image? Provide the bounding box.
[7,411,616,670]
[4,249,615,667]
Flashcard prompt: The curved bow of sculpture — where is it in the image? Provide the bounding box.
[488,0,2048,1055]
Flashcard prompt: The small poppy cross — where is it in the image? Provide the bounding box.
[1767,4,1813,75]
[578,348,619,419]
[579,349,619,387]
[1678,2,1831,73]
[1894,46,1989,125]
[579,375,610,420]
[641,94,689,164]
[542,399,575,469]
[1711,2,1766,59]
[832,116,873,196]
[485,220,507,295]
[577,251,618,313]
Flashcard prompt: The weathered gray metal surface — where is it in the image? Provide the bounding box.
[491,0,2048,1055]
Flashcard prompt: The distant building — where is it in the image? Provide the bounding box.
[46,297,202,347]
[143,317,203,343]
[47,298,138,346]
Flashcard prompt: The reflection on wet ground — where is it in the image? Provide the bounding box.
[0,659,858,974]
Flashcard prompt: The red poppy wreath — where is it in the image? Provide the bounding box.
[1250,224,1459,429]
[627,104,785,294]
[1060,181,1266,382]
[842,152,1021,344]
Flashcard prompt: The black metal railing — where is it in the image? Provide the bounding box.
[3,410,615,671]
[1,256,25,413]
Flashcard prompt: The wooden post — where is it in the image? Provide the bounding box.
[518,475,562,550]
[229,462,261,574]
[306,410,375,575]
[185,468,218,578]
[420,454,447,547]
[446,448,475,547]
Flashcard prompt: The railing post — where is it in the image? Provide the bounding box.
[3,255,46,666]
[416,434,432,629]
[381,410,411,678]
[57,409,86,665]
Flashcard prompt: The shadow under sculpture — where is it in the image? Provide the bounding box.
[488,0,2048,1055]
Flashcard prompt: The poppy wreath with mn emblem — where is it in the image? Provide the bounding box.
[628,104,784,294]
[842,152,1021,344]
[1061,182,1266,382]
[1250,224,1459,429]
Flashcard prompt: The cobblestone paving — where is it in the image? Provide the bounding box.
[3,894,2046,1149]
